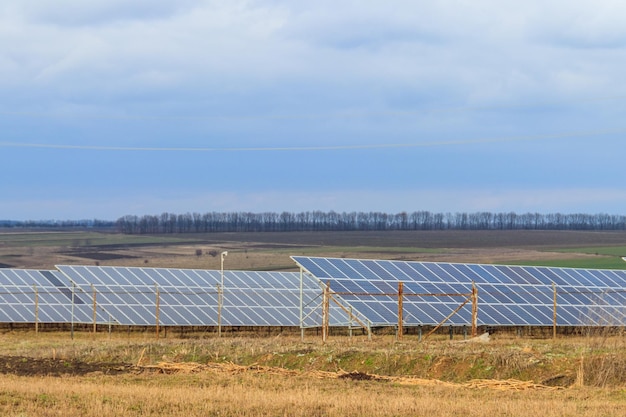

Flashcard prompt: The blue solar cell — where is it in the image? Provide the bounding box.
[2,292,19,304]
[532,267,568,286]
[529,305,553,323]
[176,270,198,286]
[291,257,330,278]
[506,305,541,325]
[12,304,33,321]
[188,306,215,324]
[76,268,102,285]
[361,260,399,281]
[314,258,352,278]
[158,269,186,286]
[555,306,581,325]
[331,279,363,294]
[466,264,499,284]
[228,271,250,288]
[451,264,486,283]
[339,259,377,280]
[159,306,188,325]
[479,284,514,304]
[574,269,603,287]
[368,280,397,294]
[376,260,410,281]
[580,307,606,326]
[428,264,462,282]
[565,269,596,287]
[344,301,382,324]
[507,266,541,285]
[481,265,516,284]
[99,267,130,286]
[389,262,421,281]
[407,303,446,325]
[604,289,626,305]
[228,290,257,307]
[496,266,528,285]
[475,288,499,305]
[557,286,585,305]
[411,263,445,282]
[13,292,32,304]
[324,280,351,294]
[479,305,514,326]
[367,305,396,323]
[402,282,430,295]
[434,264,459,281]
[597,270,626,287]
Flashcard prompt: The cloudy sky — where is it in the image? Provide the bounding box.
[1,1,625,220]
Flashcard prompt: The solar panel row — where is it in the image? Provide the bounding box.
[1,258,625,329]
[0,269,107,324]
[291,257,626,327]
[0,265,351,328]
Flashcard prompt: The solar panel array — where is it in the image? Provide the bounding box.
[55,265,346,327]
[0,269,107,324]
[291,256,626,327]
[2,257,625,329]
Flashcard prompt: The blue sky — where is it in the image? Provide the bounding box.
[1,1,626,221]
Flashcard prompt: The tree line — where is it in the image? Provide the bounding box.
[115,211,626,234]
[0,219,115,229]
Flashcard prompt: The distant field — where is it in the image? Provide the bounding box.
[505,245,626,269]
[0,231,190,247]
[506,257,626,270]
[555,246,626,257]
[1,229,626,270]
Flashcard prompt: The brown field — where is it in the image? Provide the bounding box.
[1,331,626,416]
[2,229,626,415]
[3,229,626,270]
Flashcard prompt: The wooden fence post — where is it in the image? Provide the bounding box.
[322,281,330,343]
[471,281,478,337]
[553,282,557,340]
[397,281,404,341]
[155,284,160,340]
[92,284,97,335]
[33,285,39,334]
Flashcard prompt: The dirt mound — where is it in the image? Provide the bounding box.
[338,371,376,381]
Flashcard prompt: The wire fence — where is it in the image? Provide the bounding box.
[1,282,626,341]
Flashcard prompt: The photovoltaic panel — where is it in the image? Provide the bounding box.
[0,269,108,324]
[292,257,626,327]
[55,265,348,327]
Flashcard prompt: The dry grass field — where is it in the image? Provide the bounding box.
[2,229,626,415]
[1,332,626,416]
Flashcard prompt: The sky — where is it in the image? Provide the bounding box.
[1,1,626,221]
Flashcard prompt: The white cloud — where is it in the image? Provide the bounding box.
[1,0,625,122]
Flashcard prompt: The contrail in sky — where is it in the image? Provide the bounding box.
[0,129,624,152]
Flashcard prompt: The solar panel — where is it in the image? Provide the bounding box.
[0,269,107,324]
[55,265,349,327]
[291,257,626,327]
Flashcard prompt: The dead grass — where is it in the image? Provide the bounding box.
[0,368,625,417]
[1,332,626,416]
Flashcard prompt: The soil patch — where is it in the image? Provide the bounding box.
[68,251,139,261]
[0,355,133,377]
